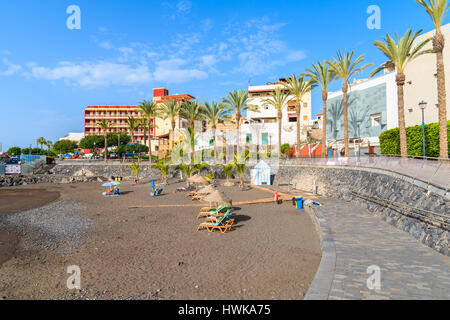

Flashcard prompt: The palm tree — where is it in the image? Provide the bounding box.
[221,163,235,185]
[152,159,172,184]
[281,75,316,158]
[158,99,180,151]
[36,137,46,151]
[179,100,205,162]
[179,100,205,128]
[261,87,292,159]
[303,61,337,157]
[43,139,53,151]
[138,100,158,163]
[175,161,195,186]
[139,117,149,152]
[202,101,232,162]
[125,115,140,144]
[222,90,259,152]
[233,152,249,188]
[97,120,113,162]
[371,30,433,158]
[415,0,449,159]
[328,50,373,157]
[180,127,198,163]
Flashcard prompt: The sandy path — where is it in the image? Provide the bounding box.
[0,180,321,300]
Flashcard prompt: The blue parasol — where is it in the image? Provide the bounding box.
[102,182,115,187]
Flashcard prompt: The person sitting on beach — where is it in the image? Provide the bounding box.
[103,187,114,196]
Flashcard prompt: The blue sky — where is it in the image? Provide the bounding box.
[0,0,447,150]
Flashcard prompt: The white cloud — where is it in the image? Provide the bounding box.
[286,50,307,62]
[26,61,152,87]
[99,41,114,50]
[176,0,192,15]
[222,19,307,75]
[153,58,208,83]
[0,58,21,76]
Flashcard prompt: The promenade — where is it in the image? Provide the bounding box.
[306,198,450,300]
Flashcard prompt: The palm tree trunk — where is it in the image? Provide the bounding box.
[342,83,349,157]
[396,73,408,158]
[104,133,108,162]
[143,131,147,153]
[190,127,195,164]
[171,121,176,151]
[148,123,152,164]
[277,111,282,160]
[322,89,328,158]
[434,32,448,160]
[212,127,217,164]
[236,112,241,156]
[296,102,301,158]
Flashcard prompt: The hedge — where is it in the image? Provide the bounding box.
[379,120,450,157]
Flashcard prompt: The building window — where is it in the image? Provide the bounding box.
[370,113,382,127]
[289,117,297,123]
[246,134,252,144]
[261,133,269,146]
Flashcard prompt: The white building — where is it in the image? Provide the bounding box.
[403,23,450,126]
[241,79,312,148]
[326,71,398,154]
[59,132,85,143]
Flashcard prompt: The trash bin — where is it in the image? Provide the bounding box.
[295,197,303,210]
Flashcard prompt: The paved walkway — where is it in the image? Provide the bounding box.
[306,199,450,300]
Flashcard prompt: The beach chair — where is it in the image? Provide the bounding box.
[205,211,233,224]
[196,204,229,219]
[197,215,228,232]
[191,194,204,201]
[205,219,235,234]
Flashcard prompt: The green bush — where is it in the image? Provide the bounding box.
[7,147,21,156]
[79,135,106,149]
[113,144,149,154]
[380,120,450,157]
[52,140,79,154]
[280,143,290,154]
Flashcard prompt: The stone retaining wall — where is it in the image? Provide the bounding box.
[274,165,449,256]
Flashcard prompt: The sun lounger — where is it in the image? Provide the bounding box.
[205,211,233,224]
[209,219,234,234]
[197,214,229,232]
[197,218,235,234]
[196,204,229,219]
[103,193,120,198]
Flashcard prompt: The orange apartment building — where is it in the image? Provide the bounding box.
[84,88,196,155]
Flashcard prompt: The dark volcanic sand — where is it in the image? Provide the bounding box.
[0,188,60,267]
[0,180,321,300]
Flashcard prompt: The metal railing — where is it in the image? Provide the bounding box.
[280,156,450,191]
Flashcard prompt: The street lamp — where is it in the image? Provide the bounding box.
[419,101,427,158]
[357,120,361,159]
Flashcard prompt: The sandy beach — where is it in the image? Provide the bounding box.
[0,179,321,300]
